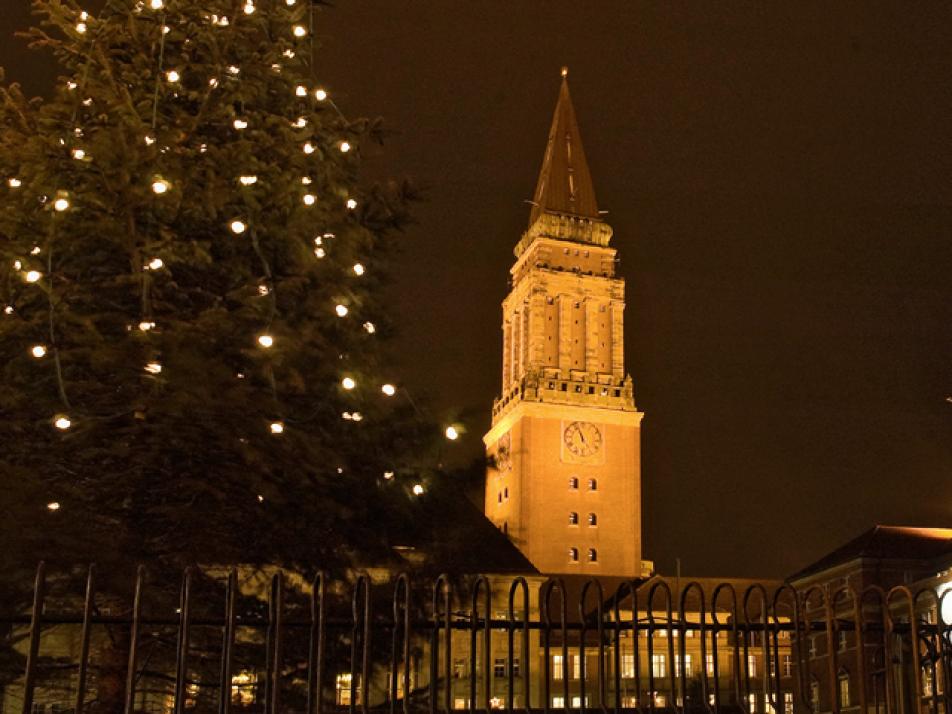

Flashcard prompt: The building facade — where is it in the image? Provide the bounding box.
[483,69,649,579]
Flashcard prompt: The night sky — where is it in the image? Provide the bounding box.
[3,2,951,579]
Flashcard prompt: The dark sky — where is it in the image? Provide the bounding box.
[3,1,951,579]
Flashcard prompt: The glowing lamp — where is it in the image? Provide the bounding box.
[339,141,351,153]
[230,220,247,234]
[71,149,85,160]
[381,384,396,396]
[295,85,307,97]
[335,304,348,317]
[363,321,376,334]
[151,178,170,194]
[150,0,163,8]
[270,421,284,434]
[383,471,394,480]
[303,142,315,154]
[303,194,316,205]
[412,484,424,496]
[239,175,258,186]
[445,426,460,441]
[257,334,274,348]
[47,501,61,511]
[31,345,47,358]
[314,248,325,258]
[138,321,155,331]
[8,178,21,187]
[166,70,180,83]
[147,257,164,270]
[53,415,71,430]
[25,270,42,283]
[76,22,87,33]
[292,25,306,37]
[352,263,365,276]
[233,119,248,130]
[53,198,70,212]
[341,376,356,390]
[314,88,327,101]
[346,198,357,210]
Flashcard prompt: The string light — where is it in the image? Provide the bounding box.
[209,77,219,87]
[342,412,352,420]
[335,304,348,317]
[303,142,315,154]
[346,198,357,210]
[25,270,42,283]
[412,484,425,496]
[314,88,327,101]
[144,135,156,145]
[351,412,363,422]
[166,69,180,83]
[233,118,248,130]
[30,247,40,255]
[301,176,312,184]
[381,384,396,397]
[162,25,170,34]
[314,248,325,258]
[4,306,14,315]
[71,148,85,160]
[257,494,264,502]
[445,426,460,440]
[53,415,72,430]
[341,377,356,390]
[295,85,307,97]
[286,0,296,5]
[258,284,269,295]
[230,220,247,234]
[243,1,255,14]
[352,263,365,276]
[257,334,273,348]
[144,362,162,374]
[53,197,70,211]
[313,236,323,245]
[270,421,284,434]
[31,345,47,358]
[339,141,351,153]
[383,471,394,480]
[76,22,87,33]
[138,320,155,331]
[80,11,88,19]
[149,0,163,8]
[292,25,307,38]
[13,260,22,270]
[8,178,21,187]
[283,49,295,58]
[147,257,164,270]
[239,175,258,185]
[151,178,170,194]
[293,117,307,128]
[47,501,61,511]
[227,65,239,75]
[303,194,316,206]
[66,81,77,90]
[363,321,376,334]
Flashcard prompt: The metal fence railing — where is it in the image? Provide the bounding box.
[1,564,950,714]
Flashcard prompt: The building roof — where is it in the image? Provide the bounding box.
[529,68,600,227]
[788,525,952,583]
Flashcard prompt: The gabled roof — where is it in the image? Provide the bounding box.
[529,68,600,227]
[788,525,952,583]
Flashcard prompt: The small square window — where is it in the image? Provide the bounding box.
[569,512,579,525]
[569,477,579,490]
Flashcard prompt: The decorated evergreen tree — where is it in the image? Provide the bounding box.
[0,0,448,579]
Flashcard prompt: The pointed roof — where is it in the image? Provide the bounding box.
[529,67,600,227]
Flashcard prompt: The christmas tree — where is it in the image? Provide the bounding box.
[0,0,449,579]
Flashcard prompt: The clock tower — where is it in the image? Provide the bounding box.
[483,69,647,577]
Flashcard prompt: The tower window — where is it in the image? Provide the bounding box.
[569,477,579,490]
[588,513,597,526]
[569,548,579,562]
[497,492,502,503]
[568,512,579,525]
[504,487,508,499]
[588,549,598,562]
[588,478,597,491]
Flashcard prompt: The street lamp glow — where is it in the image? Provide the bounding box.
[53,197,70,212]
[25,270,42,283]
[314,88,327,101]
[151,178,170,194]
[412,484,424,496]
[445,425,460,441]
[381,383,396,396]
[47,501,61,511]
[230,220,246,234]
[31,345,47,358]
[341,376,356,390]
[257,334,274,348]
[53,415,71,430]
[352,263,365,276]
[270,421,284,434]
[335,304,348,317]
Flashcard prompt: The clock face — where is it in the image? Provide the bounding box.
[563,421,602,457]
[495,432,512,471]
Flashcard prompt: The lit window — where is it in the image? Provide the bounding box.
[588,548,598,562]
[588,478,597,491]
[706,653,715,676]
[512,658,520,677]
[922,668,934,697]
[748,693,758,713]
[588,512,597,526]
[571,655,581,680]
[783,693,793,714]
[748,654,757,677]
[231,671,257,705]
[810,679,820,714]
[552,654,564,681]
[569,511,579,525]
[454,699,467,710]
[494,658,506,678]
[569,547,579,562]
[838,671,850,708]
[569,477,579,490]
[674,654,692,677]
[782,654,792,677]
[552,697,565,709]
[453,659,465,679]
[839,631,847,651]
[620,651,635,679]
[651,654,666,678]
[336,673,360,706]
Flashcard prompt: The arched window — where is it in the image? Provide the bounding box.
[588,548,598,562]
[838,669,850,708]
[569,477,579,490]
[588,513,597,526]
[568,512,579,525]
[588,478,597,491]
[568,548,579,562]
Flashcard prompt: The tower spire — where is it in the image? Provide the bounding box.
[528,67,599,227]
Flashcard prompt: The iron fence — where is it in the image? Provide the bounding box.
[1,564,950,714]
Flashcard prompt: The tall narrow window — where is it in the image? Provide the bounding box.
[568,512,579,525]
[588,478,597,491]
[552,655,564,681]
[569,548,579,562]
[651,654,666,678]
[588,548,598,562]
[838,670,850,708]
[569,477,579,490]
[782,654,792,677]
[588,512,597,526]
[747,654,757,677]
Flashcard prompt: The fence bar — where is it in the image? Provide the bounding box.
[73,565,95,714]
[173,567,193,714]
[308,572,326,714]
[123,566,146,714]
[219,568,237,714]
[20,562,46,714]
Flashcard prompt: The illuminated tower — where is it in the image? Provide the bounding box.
[483,69,647,577]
